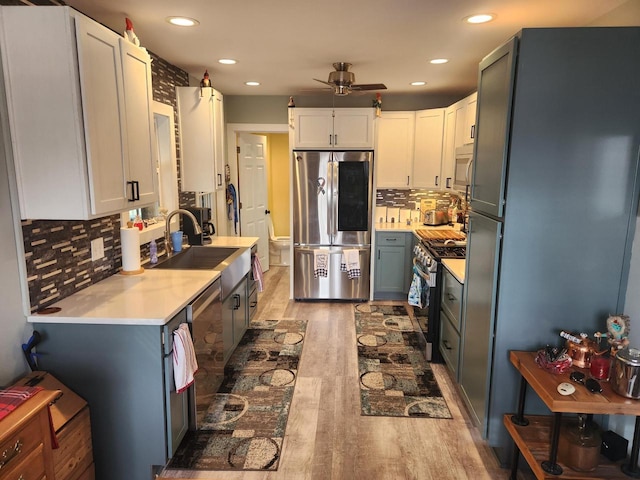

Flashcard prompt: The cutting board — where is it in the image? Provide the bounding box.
[415,229,466,241]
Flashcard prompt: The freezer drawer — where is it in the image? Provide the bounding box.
[294,247,370,300]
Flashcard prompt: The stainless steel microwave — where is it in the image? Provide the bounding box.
[453,145,474,194]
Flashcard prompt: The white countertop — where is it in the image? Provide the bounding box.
[442,259,466,284]
[28,236,258,327]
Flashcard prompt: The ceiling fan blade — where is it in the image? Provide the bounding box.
[313,78,334,87]
[351,83,387,91]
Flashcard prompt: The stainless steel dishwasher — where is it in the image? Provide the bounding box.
[187,277,223,428]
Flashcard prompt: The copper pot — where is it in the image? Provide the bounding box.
[565,337,595,369]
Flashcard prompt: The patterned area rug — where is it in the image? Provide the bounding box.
[166,318,307,471]
[355,304,452,418]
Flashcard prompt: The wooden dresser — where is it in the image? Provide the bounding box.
[12,372,94,480]
[0,389,59,480]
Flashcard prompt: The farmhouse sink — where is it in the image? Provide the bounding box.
[153,245,251,297]
[153,246,240,270]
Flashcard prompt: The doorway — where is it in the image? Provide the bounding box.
[227,124,290,269]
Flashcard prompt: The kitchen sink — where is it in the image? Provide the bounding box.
[153,246,251,297]
[153,246,240,270]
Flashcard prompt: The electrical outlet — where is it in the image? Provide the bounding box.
[91,238,104,261]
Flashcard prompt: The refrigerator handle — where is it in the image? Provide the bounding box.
[326,159,334,241]
[332,160,339,237]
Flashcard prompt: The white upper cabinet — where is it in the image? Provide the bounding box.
[375,109,444,189]
[292,108,374,149]
[413,108,445,189]
[176,87,226,192]
[442,100,465,189]
[375,112,415,188]
[463,92,477,144]
[0,6,157,220]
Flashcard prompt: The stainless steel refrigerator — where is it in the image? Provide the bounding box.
[459,27,640,464]
[293,150,373,300]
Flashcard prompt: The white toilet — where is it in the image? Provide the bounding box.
[268,214,290,266]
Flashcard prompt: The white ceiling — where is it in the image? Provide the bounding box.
[64,0,635,98]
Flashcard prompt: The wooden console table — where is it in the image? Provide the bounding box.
[507,350,640,479]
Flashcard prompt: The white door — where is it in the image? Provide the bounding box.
[238,133,269,271]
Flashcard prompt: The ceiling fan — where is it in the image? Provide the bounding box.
[313,62,387,96]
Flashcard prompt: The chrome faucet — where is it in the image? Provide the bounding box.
[164,209,202,257]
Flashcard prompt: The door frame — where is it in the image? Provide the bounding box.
[225,123,289,262]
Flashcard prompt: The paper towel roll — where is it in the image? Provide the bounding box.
[121,227,142,273]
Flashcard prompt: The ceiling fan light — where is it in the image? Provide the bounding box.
[411,81,426,86]
[245,81,260,86]
[218,59,237,65]
[430,58,449,64]
[166,16,199,27]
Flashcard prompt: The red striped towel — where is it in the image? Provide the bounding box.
[0,385,43,421]
[173,323,198,394]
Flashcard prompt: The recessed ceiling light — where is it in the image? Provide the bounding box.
[166,17,199,27]
[218,59,237,65]
[411,81,426,86]
[465,14,495,24]
[245,81,260,86]
[430,58,449,65]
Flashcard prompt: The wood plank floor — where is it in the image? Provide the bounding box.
[160,266,514,480]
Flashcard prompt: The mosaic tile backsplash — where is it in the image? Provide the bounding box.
[376,189,465,211]
[20,40,190,312]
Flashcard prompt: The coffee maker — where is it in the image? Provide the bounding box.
[183,207,215,245]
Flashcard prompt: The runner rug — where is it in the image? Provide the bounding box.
[166,318,307,472]
[355,303,452,418]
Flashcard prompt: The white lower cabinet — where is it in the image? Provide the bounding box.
[0,6,157,220]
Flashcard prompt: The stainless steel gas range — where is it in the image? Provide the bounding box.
[412,232,466,362]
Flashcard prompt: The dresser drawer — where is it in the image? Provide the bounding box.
[0,442,45,480]
[441,268,463,331]
[0,414,44,476]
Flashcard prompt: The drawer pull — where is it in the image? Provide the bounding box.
[443,340,452,350]
[0,440,23,470]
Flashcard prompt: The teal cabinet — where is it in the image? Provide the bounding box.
[373,232,414,300]
[222,275,249,363]
[34,308,190,480]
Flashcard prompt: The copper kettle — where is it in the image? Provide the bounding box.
[563,333,596,368]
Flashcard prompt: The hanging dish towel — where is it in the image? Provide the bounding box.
[226,183,238,234]
[340,249,361,279]
[173,323,198,394]
[313,250,328,278]
[252,254,264,292]
[408,270,423,308]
